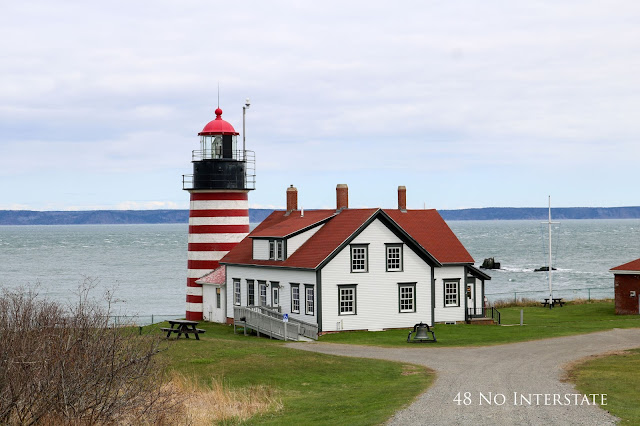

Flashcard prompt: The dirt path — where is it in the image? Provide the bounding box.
[287,328,640,425]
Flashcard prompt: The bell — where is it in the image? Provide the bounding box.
[407,322,436,343]
[414,323,430,340]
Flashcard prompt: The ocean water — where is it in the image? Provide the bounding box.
[1,220,638,319]
[449,219,640,302]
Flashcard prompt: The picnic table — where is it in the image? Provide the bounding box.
[160,319,205,340]
[541,298,564,308]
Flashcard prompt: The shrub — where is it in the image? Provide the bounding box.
[0,283,178,425]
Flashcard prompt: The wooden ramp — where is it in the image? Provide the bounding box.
[234,306,318,341]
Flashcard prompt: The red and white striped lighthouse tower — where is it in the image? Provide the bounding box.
[182,107,255,320]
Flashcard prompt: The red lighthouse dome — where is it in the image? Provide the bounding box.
[198,108,239,136]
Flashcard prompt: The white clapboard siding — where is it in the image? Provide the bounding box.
[286,224,325,258]
[222,265,317,324]
[252,239,269,260]
[320,218,433,331]
[202,284,226,323]
[434,265,466,322]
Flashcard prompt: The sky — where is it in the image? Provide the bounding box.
[1,1,639,211]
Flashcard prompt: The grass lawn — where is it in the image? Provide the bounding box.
[156,322,433,425]
[568,348,640,425]
[319,301,640,347]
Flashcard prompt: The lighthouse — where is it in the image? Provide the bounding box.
[182,106,255,321]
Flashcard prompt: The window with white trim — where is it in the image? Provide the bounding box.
[339,285,357,315]
[386,244,403,272]
[269,239,284,260]
[399,283,416,312]
[351,245,368,272]
[247,279,255,306]
[268,240,275,260]
[233,279,241,306]
[305,285,314,315]
[291,284,300,313]
[271,282,279,307]
[444,280,459,307]
[259,281,267,306]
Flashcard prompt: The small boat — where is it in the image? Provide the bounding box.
[534,266,557,272]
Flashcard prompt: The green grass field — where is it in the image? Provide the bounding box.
[156,301,639,424]
[157,322,433,425]
[569,348,640,425]
[319,301,640,347]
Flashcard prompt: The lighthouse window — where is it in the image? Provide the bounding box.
[212,135,223,158]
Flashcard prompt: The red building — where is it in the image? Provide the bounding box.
[610,258,640,315]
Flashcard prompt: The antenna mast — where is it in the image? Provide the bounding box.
[544,196,559,308]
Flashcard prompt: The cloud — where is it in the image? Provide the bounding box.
[2,1,640,209]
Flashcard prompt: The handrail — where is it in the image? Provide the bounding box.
[466,307,501,325]
[247,305,318,340]
[491,307,501,324]
[233,306,318,341]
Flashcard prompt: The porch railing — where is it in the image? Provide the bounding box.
[466,307,501,324]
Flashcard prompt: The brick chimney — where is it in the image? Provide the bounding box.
[336,184,348,211]
[398,186,407,212]
[286,185,298,214]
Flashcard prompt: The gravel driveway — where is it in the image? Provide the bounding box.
[287,328,640,425]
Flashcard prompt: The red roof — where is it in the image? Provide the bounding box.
[385,209,474,264]
[221,208,474,269]
[611,258,640,272]
[196,265,226,284]
[198,108,239,136]
[250,210,336,237]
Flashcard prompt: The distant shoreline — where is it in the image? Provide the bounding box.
[1,206,640,225]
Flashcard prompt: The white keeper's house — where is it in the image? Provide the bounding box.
[198,184,490,334]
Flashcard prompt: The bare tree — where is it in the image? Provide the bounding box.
[0,280,179,425]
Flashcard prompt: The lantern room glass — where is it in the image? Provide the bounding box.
[199,135,238,159]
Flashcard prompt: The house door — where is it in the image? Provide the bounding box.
[211,287,225,323]
[466,279,476,316]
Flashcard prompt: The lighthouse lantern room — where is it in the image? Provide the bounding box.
[182,107,255,321]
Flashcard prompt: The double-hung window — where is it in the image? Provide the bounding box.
[258,280,267,306]
[271,282,279,307]
[305,285,314,315]
[233,279,241,306]
[386,244,403,272]
[247,279,255,306]
[338,285,357,315]
[444,280,459,307]
[350,244,368,272]
[291,284,300,313]
[269,239,284,260]
[398,283,416,312]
